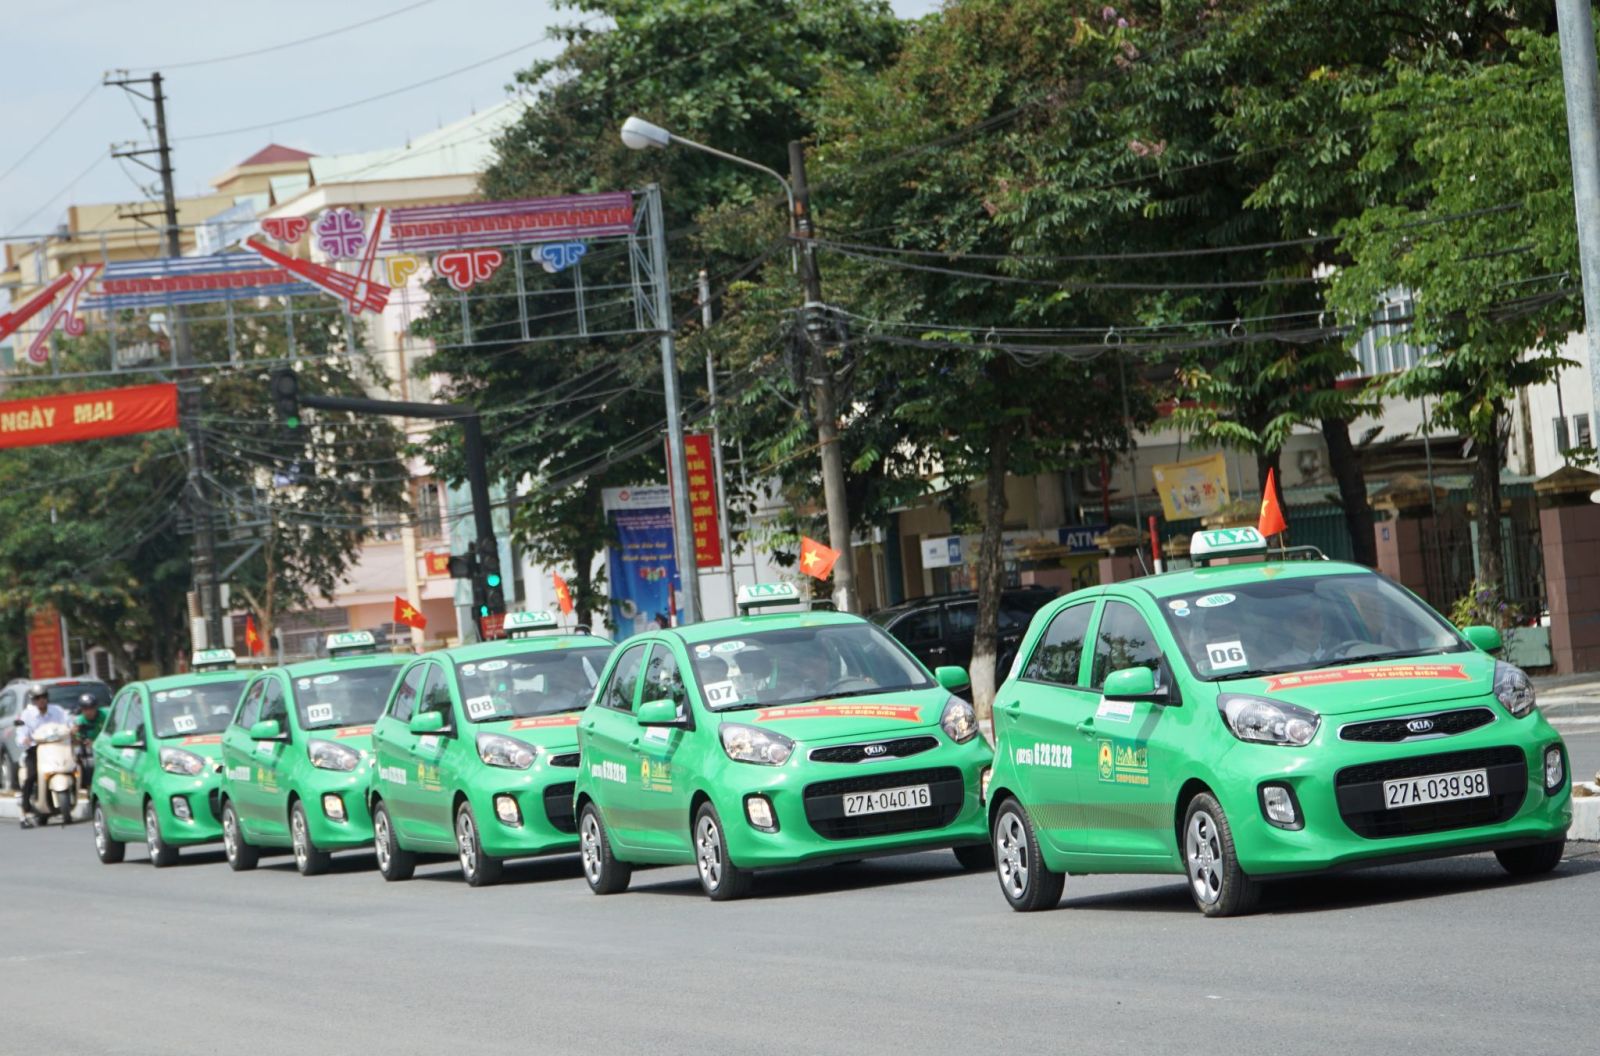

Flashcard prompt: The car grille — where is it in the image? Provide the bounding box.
[1340,708,1496,743]
[808,736,940,764]
[542,782,577,834]
[547,752,580,768]
[802,766,965,841]
[1334,746,1526,839]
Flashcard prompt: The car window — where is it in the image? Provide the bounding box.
[999,606,1032,632]
[1022,604,1095,687]
[893,608,941,643]
[389,665,427,723]
[417,665,454,724]
[945,602,976,638]
[234,680,266,729]
[1090,601,1163,690]
[642,644,690,712]
[600,645,648,712]
[47,683,111,710]
[259,679,288,729]
[0,690,16,720]
[107,690,136,734]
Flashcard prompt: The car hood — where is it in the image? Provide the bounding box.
[481,711,583,750]
[733,693,945,742]
[1214,652,1496,717]
[163,733,226,760]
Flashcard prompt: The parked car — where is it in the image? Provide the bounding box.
[1,676,113,791]
[870,586,1057,680]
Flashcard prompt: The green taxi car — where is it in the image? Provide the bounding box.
[368,611,616,886]
[986,527,1573,916]
[217,632,408,876]
[92,650,251,868]
[574,583,994,901]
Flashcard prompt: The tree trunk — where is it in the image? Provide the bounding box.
[970,423,1014,721]
[573,543,596,630]
[1472,410,1505,591]
[1320,417,1376,567]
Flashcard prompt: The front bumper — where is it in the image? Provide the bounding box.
[299,768,376,850]
[469,756,583,859]
[718,736,993,869]
[1220,718,1571,877]
[150,771,225,847]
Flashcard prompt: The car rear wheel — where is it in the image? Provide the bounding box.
[1183,793,1258,917]
[992,798,1064,911]
[455,803,503,887]
[290,801,331,876]
[579,803,631,895]
[145,802,178,868]
[222,801,259,872]
[1495,839,1565,877]
[694,804,752,901]
[372,801,415,882]
[92,801,124,864]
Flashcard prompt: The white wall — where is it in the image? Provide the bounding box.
[1523,331,1597,478]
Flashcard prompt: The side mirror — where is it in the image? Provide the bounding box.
[934,666,971,693]
[1461,625,1503,654]
[408,711,446,735]
[1103,666,1167,703]
[109,729,142,749]
[248,719,285,741]
[636,698,688,728]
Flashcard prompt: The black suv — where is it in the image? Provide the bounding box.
[869,587,1057,679]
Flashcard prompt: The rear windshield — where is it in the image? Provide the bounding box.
[47,683,112,711]
[153,681,248,739]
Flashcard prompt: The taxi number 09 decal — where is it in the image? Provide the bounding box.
[307,704,334,723]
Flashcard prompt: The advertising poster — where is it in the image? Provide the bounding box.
[603,486,681,641]
[1152,452,1230,520]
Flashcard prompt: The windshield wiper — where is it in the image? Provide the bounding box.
[807,685,906,702]
[1294,647,1454,673]
[1210,668,1286,682]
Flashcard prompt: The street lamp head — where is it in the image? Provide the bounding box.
[620,115,672,151]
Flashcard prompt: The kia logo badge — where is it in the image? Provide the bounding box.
[1406,718,1435,734]
[864,743,888,757]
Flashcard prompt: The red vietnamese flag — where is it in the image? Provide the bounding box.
[798,536,840,581]
[552,572,574,615]
[1258,467,1288,538]
[244,615,264,656]
[394,595,427,631]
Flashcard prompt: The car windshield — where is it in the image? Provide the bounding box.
[1159,572,1466,681]
[291,666,402,730]
[47,683,111,710]
[152,680,248,738]
[454,646,613,722]
[687,623,934,711]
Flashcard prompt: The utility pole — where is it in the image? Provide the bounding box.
[788,142,857,613]
[107,69,224,648]
[699,268,738,617]
[1556,0,1600,434]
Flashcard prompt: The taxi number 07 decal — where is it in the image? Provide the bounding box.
[702,680,738,707]
[307,704,334,723]
[465,696,497,720]
[1206,639,1248,671]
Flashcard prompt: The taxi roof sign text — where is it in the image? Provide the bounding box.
[192,648,236,670]
[737,582,803,612]
[505,611,559,637]
[1191,526,1269,565]
[326,630,377,656]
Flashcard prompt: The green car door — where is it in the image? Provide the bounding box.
[387,661,459,850]
[372,663,450,849]
[994,598,1100,855]
[95,687,145,834]
[233,674,294,843]
[607,642,698,857]
[578,642,651,849]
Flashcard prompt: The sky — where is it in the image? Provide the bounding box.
[0,0,941,242]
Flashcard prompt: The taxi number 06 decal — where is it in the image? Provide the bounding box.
[1206,639,1248,670]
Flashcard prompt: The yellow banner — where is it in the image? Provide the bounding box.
[1152,452,1230,520]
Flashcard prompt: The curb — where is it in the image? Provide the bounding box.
[1572,785,1600,842]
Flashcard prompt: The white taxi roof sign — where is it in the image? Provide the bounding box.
[737,582,803,612]
[1191,527,1269,565]
[505,611,559,638]
[326,630,377,656]
[192,648,236,670]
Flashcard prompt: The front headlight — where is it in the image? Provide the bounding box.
[159,747,205,776]
[477,733,536,770]
[719,723,794,766]
[1218,694,1320,746]
[307,739,359,772]
[1494,661,1536,718]
[940,696,978,743]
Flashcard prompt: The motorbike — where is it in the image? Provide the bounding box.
[26,721,80,825]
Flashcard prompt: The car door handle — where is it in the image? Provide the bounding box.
[1075,719,1095,735]
[999,700,1020,713]
[628,738,641,749]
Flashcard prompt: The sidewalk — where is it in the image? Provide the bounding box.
[1533,673,1600,728]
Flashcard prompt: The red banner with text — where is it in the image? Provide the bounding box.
[0,383,179,450]
[27,608,65,680]
[683,433,722,568]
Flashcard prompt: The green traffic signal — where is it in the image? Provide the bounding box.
[478,604,490,618]
[285,415,300,429]
[486,572,502,588]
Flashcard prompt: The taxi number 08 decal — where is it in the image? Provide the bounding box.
[465,696,498,720]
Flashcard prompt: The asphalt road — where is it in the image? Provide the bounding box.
[1,819,1594,1056]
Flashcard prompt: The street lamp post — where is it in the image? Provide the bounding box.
[620,116,858,613]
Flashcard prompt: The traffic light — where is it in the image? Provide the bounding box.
[476,538,505,617]
[270,369,301,429]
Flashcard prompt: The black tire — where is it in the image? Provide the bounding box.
[372,800,415,882]
[144,802,178,868]
[992,798,1065,912]
[55,789,74,824]
[578,802,631,895]
[222,801,259,872]
[290,800,331,876]
[455,802,504,887]
[1495,839,1565,877]
[954,843,995,871]
[92,801,124,864]
[1182,792,1258,917]
[693,803,752,901]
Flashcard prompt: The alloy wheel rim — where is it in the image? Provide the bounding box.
[996,811,1029,900]
[1187,810,1224,905]
[580,814,602,884]
[457,813,477,878]
[696,816,722,890]
[145,809,159,850]
[375,812,391,871]
[293,811,308,868]
[93,806,107,855]
[223,810,237,860]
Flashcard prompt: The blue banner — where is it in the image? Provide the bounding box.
[603,486,680,641]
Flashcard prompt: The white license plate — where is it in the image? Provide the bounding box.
[1383,768,1489,809]
[842,784,931,817]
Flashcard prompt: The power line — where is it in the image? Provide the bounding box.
[1,151,109,238]
[137,0,442,70]
[0,82,101,188]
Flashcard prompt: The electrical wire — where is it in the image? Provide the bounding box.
[2,151,108,238]
[139,0,442,70]
[0,82,101,187]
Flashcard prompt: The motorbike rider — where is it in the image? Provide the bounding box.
[16,686,70,829]
[74,692,104,793]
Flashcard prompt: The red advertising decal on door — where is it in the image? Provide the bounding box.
[755,703,923,723]
[1263,664,1470,691]
[181,735,224,746]
[336,726,375,738]
[0,383,179,450]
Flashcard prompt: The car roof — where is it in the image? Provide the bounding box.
[441,635,615,664]
[141,670,254,694]
[277,652,413,678]
[668,608,867,645]
[1091,558,1375,603]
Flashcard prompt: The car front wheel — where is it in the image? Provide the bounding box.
[1183,792,1258,917]
[693,804,752,901]
[372,801,415,882]
[992,798,1063,911]
[222,801,259,872]
[456,803,504,887]
[1495,839,1564,877]
[579,803,631,895]
[93,801,124,864]
[145,802,178,868]
[290,801,331,876]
